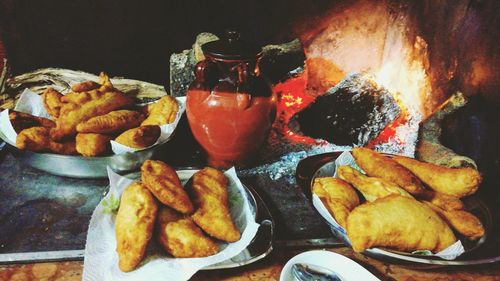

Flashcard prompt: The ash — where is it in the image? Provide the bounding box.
[240,139,350,184]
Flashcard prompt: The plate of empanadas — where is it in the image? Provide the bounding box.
[82,160,273,281]
[0,71,184,178]
[301,147,496,265]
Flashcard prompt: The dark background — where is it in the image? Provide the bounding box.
[0,0,338,87]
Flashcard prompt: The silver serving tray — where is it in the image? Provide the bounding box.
[297,152,500,266]
[0,128,157,178]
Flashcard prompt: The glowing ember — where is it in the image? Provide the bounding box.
[272,74,318,144]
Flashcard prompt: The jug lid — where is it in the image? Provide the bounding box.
[202,30,261,60]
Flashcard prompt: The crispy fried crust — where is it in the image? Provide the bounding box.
[114,125,160,148]
[51,90,135,141]
[352,147,427,196]
[115,182,158,272]
[189,167,241,243]
[347,195,456,253]
[9,111,55,133]
[141,96,179,126]
[16,126,76,155]
[312,177,359,228]
[424,202,485,240]
[418,191,464,211]
[337,165,413,202]
[71,81,100,92]
[393,156,482,198]
[157,207,219,258]
[16,127,50,152]
[140,160,194,214]
[76,110,145,134]
[75,133,111,156]
[42,88,64,119]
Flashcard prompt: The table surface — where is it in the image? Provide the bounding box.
[1,247,500,281]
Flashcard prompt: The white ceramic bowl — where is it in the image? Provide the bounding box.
[279,250,380,281]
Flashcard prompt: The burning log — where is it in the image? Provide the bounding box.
[416,92,477,168]
[169,33,305,96]
[293,73,401,146]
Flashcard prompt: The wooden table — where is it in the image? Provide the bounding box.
[1,247,499,281]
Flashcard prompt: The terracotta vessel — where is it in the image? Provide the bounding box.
[186,31,276,168]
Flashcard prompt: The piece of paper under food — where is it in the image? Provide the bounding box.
[82,167,260,281]
[314,150,465,260]
[0,89,185,154]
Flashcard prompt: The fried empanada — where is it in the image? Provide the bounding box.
[9,111,55,133]
[16,126,76,155]
[312,177,359,228]
[141,160,194,214]
[393,156,482,198]
[418,191,464,211]
[157,207,219,258]
[51,90,135,141]
[76,110,145,134]
[352,147,427,196]
[347,195,456,253]
[141,96,179,126]
[16,126,50,152]
[42,88,64,119]
[189,167,241,243]
[423,202,485,240]
[75,133,111,156]
[114,125,160,148]
[115,182,158,272]
[71,80,100,92]
[337,165,412,202]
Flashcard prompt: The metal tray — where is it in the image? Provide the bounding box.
[0,125,165,179]
[296,152,500,266]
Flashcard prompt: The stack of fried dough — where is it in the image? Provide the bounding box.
[115,160,242,272]
[12,72,179,156]
[312,147,485,254]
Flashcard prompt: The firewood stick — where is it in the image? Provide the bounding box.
[416,91,477,168]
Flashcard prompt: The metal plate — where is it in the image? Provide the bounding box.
[296,152,500,266]
[0,124,162,179]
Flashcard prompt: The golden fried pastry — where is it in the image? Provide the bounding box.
[312,177,359,228]
[393,156,482,198]
[71,80,100,92]
[114,125,160,148]
[16,127,50,152]
[347,195,456,253]
[141,160,194,214]
[352,147,427,196]
[141,96,179,126]
[16,126,76,155]
[75,133,111,156]
[157,207,219,258]
[189,167,241,243]
[337,165,412,202]
[9,111,55,133]
[423,202,485,240]
[48,140,77,155]
[418,191,464,211]
[115,182,158,272]
[42,88,64,118]
[76,110,145,134]
[51,90,135,141]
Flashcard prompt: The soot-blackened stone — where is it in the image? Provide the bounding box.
[295,73,401,146]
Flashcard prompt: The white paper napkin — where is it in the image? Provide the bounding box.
[83,167,260,281]
[0,89,185,154]
[313,150,465,260]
